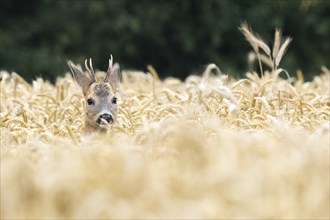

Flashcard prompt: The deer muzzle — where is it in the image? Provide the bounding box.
[97,113,114,125]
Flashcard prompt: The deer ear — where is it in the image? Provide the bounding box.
[67,61,92,94]
[108,63,121,91]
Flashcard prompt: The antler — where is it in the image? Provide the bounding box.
[85,58,97,82]
[104,54,113,82]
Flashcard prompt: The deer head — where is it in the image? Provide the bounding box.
[67,55,120,133]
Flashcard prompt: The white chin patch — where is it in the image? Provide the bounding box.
[98,122,109,129]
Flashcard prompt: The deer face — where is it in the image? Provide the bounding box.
[68,55,120,133]
[84,82,117,129]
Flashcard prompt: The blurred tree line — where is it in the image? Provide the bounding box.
[0,0,329,82]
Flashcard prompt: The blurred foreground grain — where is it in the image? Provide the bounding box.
[1,67,329,219]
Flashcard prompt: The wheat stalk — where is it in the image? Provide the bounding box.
[0,25,329,219]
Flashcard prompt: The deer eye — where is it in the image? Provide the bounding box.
[87,98,94,106]
[112,97,117,105]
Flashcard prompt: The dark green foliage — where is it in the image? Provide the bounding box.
[0,0,329,82]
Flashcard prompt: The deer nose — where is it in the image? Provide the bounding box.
[99,113,114,124]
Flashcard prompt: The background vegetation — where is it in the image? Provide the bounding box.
[0,0,329,82]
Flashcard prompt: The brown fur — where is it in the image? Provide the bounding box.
[67,55,120,133]
[93,83,111,97]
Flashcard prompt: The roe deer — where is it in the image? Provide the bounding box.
[67,55,120,133]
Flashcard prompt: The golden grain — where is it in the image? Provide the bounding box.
[1,66,329,219]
